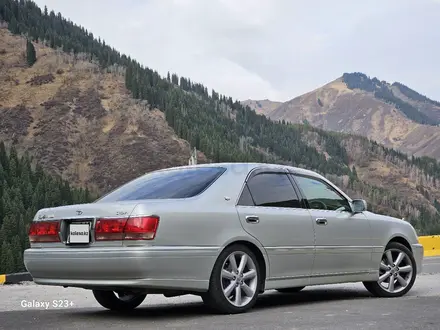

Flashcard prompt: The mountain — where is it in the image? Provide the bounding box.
[0,28,208,194]
[0,0,440,252]
[241,99,282,116]
[257,73,440,160]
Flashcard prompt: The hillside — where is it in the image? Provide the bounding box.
[0,28,207,193]
[241,99,282,116]
[0,141,94,274]
[262,73,440,160]
[0,0,440,248]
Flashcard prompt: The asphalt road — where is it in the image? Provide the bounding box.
[1,257,440,330]
[421,255,440,274]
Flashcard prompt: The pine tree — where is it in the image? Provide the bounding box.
[8,15,19,34]
[434,199,440,212]
[0,141,95,273]
[0,241,15,274]
[26,39,36,67]
[351,165,358,180]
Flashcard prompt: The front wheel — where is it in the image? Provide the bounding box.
[363,242,416,298]
[202,244,261,314]
[92,290,147,311]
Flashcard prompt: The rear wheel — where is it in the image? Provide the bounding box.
[92,290,147,311]
[202,244,261,314]
[363,242,416,297]
[276,286,305,293]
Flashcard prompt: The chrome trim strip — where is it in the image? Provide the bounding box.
[35,215,98,221]
[265,246,315,250]
[267,270,376,281]
[26,246,222,253]
[309,270,376,278]
[142,246,221,252]
[267,274,310,280]
[315,245,376,249]
[265,245,383,250]
[236,205,308,211]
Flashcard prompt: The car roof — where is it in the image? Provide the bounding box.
[147,162,351,203]
[157,162,323,179]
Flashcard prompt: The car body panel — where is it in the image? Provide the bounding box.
[25,246,216,291]
[287,168,376,278]
[23,162,424,294]
[411,243,424,274]
[365,211,423,273]
[308,209,374,276]
[236,205,315,282]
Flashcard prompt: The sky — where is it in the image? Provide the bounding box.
[33,0,440,103]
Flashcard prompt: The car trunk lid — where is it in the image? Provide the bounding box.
[31,202,140,248]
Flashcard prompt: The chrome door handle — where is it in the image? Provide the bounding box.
[316,218,327,225]
[245,215,259,223]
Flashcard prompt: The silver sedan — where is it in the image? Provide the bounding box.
[24,163,424,314]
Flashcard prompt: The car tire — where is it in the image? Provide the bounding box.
[202,244,261,314]
[363,241,417,298]
[276,286,306,293]
[92,290,147,311]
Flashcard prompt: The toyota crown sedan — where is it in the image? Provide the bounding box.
[24,163,424,314]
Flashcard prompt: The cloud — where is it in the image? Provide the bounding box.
[34,0,440,102]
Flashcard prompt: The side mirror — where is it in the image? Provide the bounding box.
[352,199,367,213]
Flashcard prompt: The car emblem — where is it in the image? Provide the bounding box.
[76,210,83,215]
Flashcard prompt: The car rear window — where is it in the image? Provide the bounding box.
[95,166,226,202]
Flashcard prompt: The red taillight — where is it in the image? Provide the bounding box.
[123,216,160,240]
[28,221,61,243]
[94,218,126,241]
[94,216,159,241]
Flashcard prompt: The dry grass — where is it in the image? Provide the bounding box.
[241,99,282,116]
[0,28,208,193]
[0,30,74,107]
[328,78,353,93]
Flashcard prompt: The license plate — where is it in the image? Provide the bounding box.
[68,223,90,243]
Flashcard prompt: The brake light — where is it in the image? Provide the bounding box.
[123,216,159,240]
[94,216,159,241]
[28,221,61,243]
[94,218,126,241]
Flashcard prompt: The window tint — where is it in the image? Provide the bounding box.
[294,175,350,211]
[246,173,301,208]
[238,184,254,206]
[95,167,226,202]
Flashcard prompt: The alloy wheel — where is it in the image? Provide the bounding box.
[220,251,258,307]
[377,247,414,294]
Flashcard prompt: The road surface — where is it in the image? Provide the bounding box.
[1,257,440,329]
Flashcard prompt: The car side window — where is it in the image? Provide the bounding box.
[237,184,255,206]
[241,172,302,208]
[293,175,351,211]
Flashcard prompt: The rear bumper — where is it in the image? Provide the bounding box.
[24,246,218,292]
[412,243,424,274]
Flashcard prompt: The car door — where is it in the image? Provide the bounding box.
[290,173,373,279]
[235,167,315,282]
